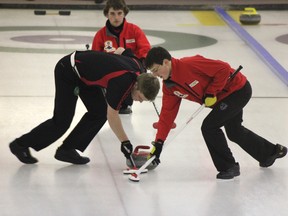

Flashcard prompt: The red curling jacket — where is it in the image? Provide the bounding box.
[92,19,150,59]
[156,55,247,142]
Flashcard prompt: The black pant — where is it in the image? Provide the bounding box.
[16,55,107,152]
[201,81,275,171]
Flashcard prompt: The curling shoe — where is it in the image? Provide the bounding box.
[54,147,90,165]
[216,163,240,180]
[259,144,287,168]
[9,140,38,164]
[119,106,132,114]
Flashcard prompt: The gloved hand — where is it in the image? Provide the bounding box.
[121,140,133,159]
[203,94,217,107]
[148,140,164,165]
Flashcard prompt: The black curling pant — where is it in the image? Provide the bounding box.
[16,54,107,152]
[201,81,275,172]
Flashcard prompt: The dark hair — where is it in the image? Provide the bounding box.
[137,73,160,101]
[145,46,172,69]
[103,0,129,16]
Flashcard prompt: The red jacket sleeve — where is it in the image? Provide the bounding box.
[131,24,151,59]
[155,85,181,142]
[92,27,105,51]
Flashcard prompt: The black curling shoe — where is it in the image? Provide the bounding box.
[260,144,287,168]
[9,140,38,164]
[216,163,240,180]
[54,148,90,165]
[119,106,132,114]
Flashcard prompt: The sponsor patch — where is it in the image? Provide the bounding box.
[125,38,136,43]
[220,102,228,110]
[189,80,199,88]
[173,91,188,98]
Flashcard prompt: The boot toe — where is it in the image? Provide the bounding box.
[259,144,287,167]
[55,148,90,165]
[9,140,38,164]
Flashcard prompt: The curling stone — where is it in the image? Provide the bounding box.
[58,11,71,16]
[126,145,158,170]
[95,0,105,3]
[239,7,261,25]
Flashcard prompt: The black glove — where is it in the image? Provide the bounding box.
[149,140,164,165]
[121,140,133,159]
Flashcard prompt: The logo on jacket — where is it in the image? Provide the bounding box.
[173,91,188,98]
[189,80,199,88]
[104,40,116,52]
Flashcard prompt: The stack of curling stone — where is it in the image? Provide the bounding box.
[34,10,71,16]
[240,7,261,25]
[126,145,158,170]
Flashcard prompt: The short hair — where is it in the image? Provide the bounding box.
[145,46,172,69]
[137,73,160,101]
[103,0,130,16]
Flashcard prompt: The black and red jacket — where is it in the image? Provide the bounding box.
[73,50,144,110]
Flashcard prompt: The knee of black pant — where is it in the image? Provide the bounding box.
[53,118,71,135]
[56,119,71,131]
[201,119,211,137]
[225,127,242,143]
[92,114,107,125]
[84,112,107,123]
[201,118,224,143]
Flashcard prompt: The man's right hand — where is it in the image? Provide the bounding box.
[149,140,164,165]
